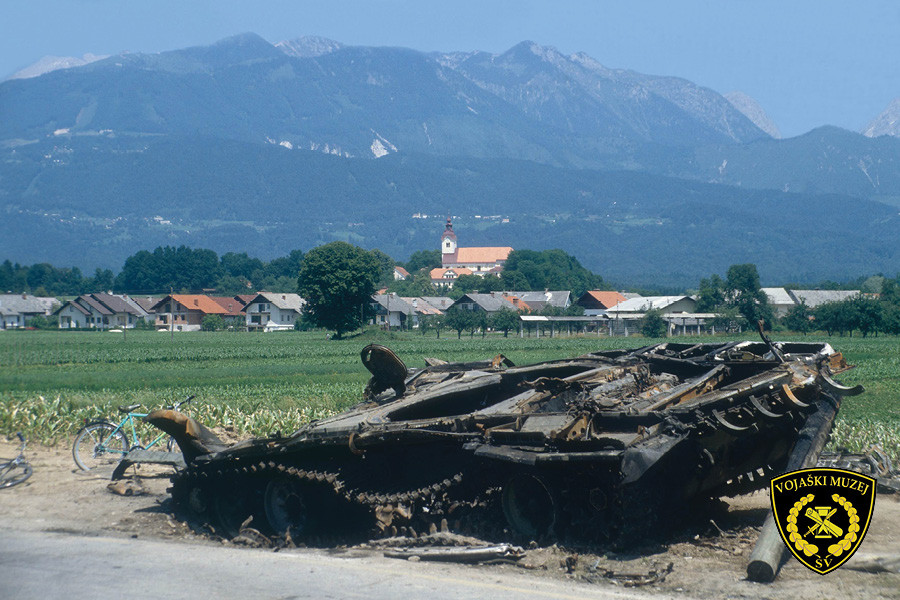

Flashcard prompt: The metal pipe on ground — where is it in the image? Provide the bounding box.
[746,394,841,583]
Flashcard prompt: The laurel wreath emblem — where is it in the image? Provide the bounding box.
[784,493,861,557]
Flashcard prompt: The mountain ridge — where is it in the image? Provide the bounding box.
[3,34,900,287]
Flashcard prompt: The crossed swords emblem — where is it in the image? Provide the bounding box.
[805,506,843,538]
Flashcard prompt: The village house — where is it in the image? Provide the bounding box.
[576,291,628,315]
[762,288,798,318]
[502,290,571,312]
[450,293,519,314]
[150,294,228,332]
[762,288,861,317]
[788,289,860,309]
[606,295,698,316]
[419,296,455,312]
[429,266,473,288]
[56,293,149,329]
[440,218,512,275]
[604,296,700,336]
[371,294,447,329]
[0,294,60,329]
[371,293,415,329]
[392,266,409,281]
[210,294,255,327]
[243,292,305,331]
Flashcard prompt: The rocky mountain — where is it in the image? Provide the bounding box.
[863,98,900,138]
[3,33,900,287]
[6,53,107,80]
[725,91,781,139]
[0,33,768,167]
[275,36,344,58]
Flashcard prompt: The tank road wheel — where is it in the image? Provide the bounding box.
[264,478,318,536]
[212,478,265,538]
[501,474,556,540]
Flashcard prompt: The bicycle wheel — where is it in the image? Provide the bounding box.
[73,423,129,472]
[0,462,33,489]
[165,436,181,455]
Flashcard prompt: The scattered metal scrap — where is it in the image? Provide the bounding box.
[584,561,675,587]
[384,543,525,563]
[817,445,900,494]
[845,553,900,574]
[145,335,864,553]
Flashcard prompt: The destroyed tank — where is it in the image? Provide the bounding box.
[147,333,862,545]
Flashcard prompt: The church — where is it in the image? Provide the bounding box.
[439,218,512,276]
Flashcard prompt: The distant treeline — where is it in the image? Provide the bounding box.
[1,244,604,298]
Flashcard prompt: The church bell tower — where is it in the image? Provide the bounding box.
[441,217,458,265]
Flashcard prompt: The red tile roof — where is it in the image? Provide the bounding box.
[209,296,246,317]
[580,291,627,309]
[455,247,513,264]
[151,295,228,315]
[430,267,473,280]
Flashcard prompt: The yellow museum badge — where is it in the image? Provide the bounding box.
[770,467,876,575]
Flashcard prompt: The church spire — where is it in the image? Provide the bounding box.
[441,216,457,261]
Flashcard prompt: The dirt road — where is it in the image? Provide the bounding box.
[1,439,897,599]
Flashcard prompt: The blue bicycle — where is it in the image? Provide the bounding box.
[72,396,194,472]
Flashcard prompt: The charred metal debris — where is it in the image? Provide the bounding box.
[146,338,863,548]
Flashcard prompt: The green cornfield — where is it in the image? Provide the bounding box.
[0,329,897,460]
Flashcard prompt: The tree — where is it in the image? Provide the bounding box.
[216,275,253,295]
[850,296,883,337]
[265,249,305,279]
[881,304,900,335]
[724,264,773,327]
[405,250,441,273]
[880,277,900,306]
[453,274,502,294]
[369,249,397,287]
[641,308,667,338]
[499,270,529,291]
[696,275,725,312]
[420,313,445,338]
[500,249,602,296]
[472,310,488,338]
[711,306,747,333]
[297,242,381,339]
[221,252,264,280]
[115,245,222,293]
[782,302,813,334]
[27,314,57,330]
[444,307,473,339]
[201,314,225,331]
[386,270,433,297]
[814,301,852,337]
[490,308,520,337]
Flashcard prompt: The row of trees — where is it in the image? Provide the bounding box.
[696,263,900,337]
[0,249,307,297]
[408,308,524,339]
[784,294,900,337]
[3,243,604,300]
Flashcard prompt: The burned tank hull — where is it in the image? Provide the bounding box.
[149,339,862,545]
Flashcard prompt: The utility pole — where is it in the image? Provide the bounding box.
[170,287,174,342]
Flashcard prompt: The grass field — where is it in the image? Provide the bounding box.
[1,329,897,458]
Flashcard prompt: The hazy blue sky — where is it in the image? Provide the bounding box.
[3,1,898,137]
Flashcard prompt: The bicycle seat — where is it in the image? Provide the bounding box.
[117,404,142,413]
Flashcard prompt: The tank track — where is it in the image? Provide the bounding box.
[169,459,473,542]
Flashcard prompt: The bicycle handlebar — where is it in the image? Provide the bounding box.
[168,395,196,411]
